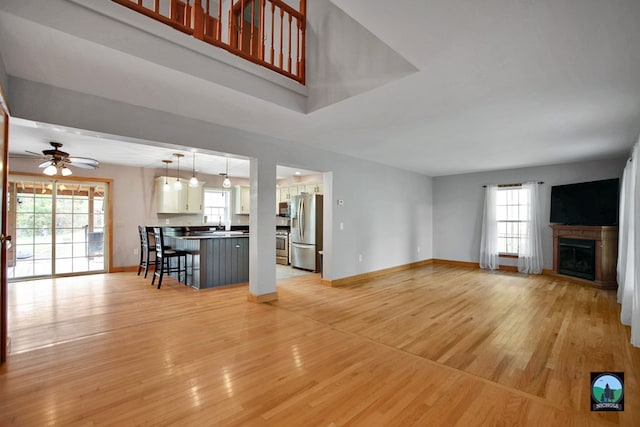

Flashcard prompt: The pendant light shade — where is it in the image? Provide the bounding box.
[173,153,184,190]
[222,157,231,188]
[189,152,199,187]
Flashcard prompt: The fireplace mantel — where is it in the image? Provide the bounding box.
[550,225,618,289]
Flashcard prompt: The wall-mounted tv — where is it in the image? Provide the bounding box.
[550,178,620,226]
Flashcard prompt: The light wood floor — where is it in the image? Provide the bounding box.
[1,265,639,426]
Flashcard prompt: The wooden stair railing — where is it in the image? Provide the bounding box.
[113,0,306,84]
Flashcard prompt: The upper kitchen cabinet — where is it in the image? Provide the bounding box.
[279,186,297,201]
[234,185,250,215]
[276,183,323,206]
[184,183,205,213]
[302,183,323,194]
[155,177,204,214]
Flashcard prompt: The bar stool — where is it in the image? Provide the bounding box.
[151,227,188,289]
[137,225,155,278]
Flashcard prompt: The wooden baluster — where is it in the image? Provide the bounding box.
[113,0,306,83]
[279,7,284,69]
[250,0,255,56]
[259,0,265,60]
[287,13,292,72]
[270,3,275,64]
[193,0,204,38]
[204,0,209,36]
[240,0,244,52]
[228,9,233,48]
[217,0,222,41]
[296,18,300,76]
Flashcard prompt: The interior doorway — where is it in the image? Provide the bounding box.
[7,176,109,279]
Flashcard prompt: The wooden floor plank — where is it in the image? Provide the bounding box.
[0,265,638,425]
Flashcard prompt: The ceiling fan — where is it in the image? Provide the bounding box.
[32,142,100,176]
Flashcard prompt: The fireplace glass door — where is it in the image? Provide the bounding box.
[558,237,596,281]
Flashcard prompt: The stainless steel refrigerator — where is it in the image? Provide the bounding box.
[290,193,323,271]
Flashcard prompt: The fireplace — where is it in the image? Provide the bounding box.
[558,238,595,280]
[550,225,618,289]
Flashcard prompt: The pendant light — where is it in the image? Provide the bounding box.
[173,153,184,190]
[189,152,199,187]
[222,157,231,188]
[162,159,172,192]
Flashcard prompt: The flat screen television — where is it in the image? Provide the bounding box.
[550,178,620,226]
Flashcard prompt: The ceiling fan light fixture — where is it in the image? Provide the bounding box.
[43,164,57,176]
[37,142,100,176]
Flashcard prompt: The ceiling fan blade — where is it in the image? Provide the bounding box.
[38,160,53,168]
[25,150,44,157]
[69,162,99,170]
[68,156,99,165]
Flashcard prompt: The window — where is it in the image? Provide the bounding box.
[203,189,230,225]
[496,187,530,255]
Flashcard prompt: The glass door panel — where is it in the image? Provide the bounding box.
[8,178,107,279]
[12,182,53,277]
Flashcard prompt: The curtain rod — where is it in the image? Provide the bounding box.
[482,181,544,188]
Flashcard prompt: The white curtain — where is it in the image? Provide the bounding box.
[518,181,544,274]
[617,140,639,347]
[480,184,499,270]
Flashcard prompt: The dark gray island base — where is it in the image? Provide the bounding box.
[167,232,249,289]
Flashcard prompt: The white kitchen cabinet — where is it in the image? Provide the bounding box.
[276,184,322,204]
[235,185,250,214]
[285,185,302,200]
[155,177,204,214]
[184,183,204,213]
[301,183,323,194]
[156,177,181,213]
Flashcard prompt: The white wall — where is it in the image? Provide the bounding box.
[7,78,433,280]
[433,158,627,269]
[305,0,417,112]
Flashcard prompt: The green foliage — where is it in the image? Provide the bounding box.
[593,386,622,402]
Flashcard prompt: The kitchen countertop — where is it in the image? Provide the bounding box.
[173,231,249,239]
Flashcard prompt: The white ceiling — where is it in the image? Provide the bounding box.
[1,0,640,177]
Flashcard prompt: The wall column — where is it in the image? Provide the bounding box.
[247,157,277,302]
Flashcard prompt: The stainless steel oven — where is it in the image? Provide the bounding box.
[276,231,289,265]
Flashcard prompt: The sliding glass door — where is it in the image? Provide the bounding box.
[7,177,109,279]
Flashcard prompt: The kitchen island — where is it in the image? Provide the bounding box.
[166,231,249,289]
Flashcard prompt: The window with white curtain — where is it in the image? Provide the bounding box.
[496,187,530,255]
